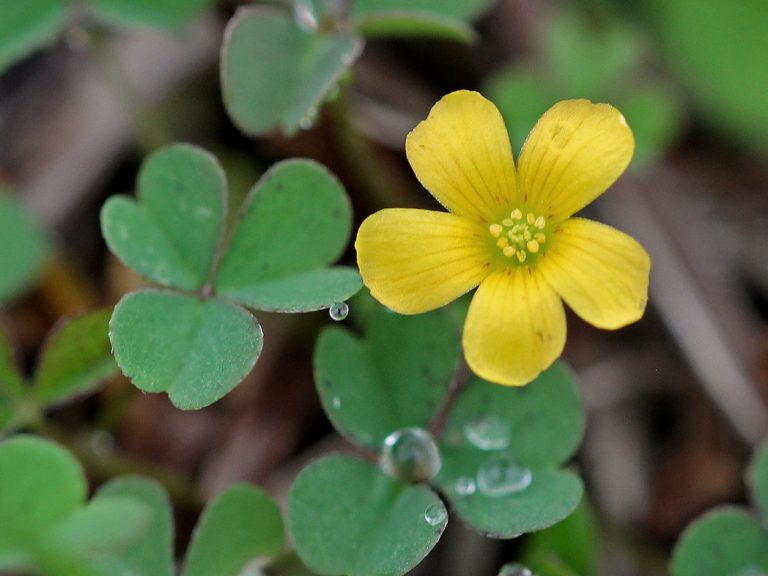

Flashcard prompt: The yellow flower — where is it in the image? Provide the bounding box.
[355,90,650,386]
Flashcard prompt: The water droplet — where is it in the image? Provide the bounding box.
[332,396,341,409]
[477,456,532,497]
[424,502,447,526]
[497,563,533,576]
[329,301,349,321]
[293,0,318,31]
[463,415,510,450]
[299,106,319,130]
[238,559,268,576]
[454,476,476,496]
[380,428,441,483]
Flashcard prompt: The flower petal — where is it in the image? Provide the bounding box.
[540,218,650,329]
[463,268,566,386]
[406,90,518,223]
[518,100,634,222]
[355,208,492,314]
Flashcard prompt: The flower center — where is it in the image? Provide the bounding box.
[489,209,547,264]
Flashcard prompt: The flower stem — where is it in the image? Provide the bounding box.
[330,81,394,210]
[430,353,470,440]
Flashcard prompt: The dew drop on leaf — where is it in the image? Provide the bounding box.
[424,502,447,527]
[293,0,318,32]
[497,563,533,576]
[477,456,532,497]
[332,396,341,409]
[463,415,510,450]
[454,476,476,496]
[380,427,441,483]
[329,301,349,321]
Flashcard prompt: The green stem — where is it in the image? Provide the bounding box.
[429,354,470,440]
[330,82,395,210]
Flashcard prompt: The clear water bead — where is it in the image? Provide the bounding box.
[380,428,441,483]
[477,456,532,497]
[329,301,349,321]
[293,0,318,32]
[454,476,477,496]
[424,502,447,527]
[463,415,510,450]
[497,563,533,576]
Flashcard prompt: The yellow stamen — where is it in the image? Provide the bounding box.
[527,240,540,253]
[503,246,515,257]
[511,209,523,220]
[497,237,509,248]
[535,233,546,242]
[526,213,535,225]
[535,216,545,229]
[516,250,526,263]
[502,218,513,227]
[489,223,503,237]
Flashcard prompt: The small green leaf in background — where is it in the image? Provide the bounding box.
[88,0,215,30]
[485,68,553,153]
[648,0,768,151]
[352,11,475,42]
[521,499,597,576]
[544,9,643,99]
[0,191,48,303]
[434,362,586,538]
[41,496,150,562]
[288,455,447,576]
[0,436,86,549]
[32,309,117,408]
[109,290,263,410]
[94,476,174,576]
[184,485,284,576]
[0,0,69,75]
[350,0,492,22]
[101,145,226,292]
[620,82,684,169]
[670,507,768,576]
[748,438,768,520]
[213,159,361,312]
[221,6,363,136]
[314,306,460,449]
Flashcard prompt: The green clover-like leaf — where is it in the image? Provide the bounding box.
[101,144,226,292]
[0,436,87,550]
[288,455,447,576]
[94,477,174,576]
[434,363,586,538]
[214,159,361,312]
[103,145,359,409]
[221,6,362,137]
[314,306,460,449]
[670,507,768,576]
[0,1,69,75]
[109,290,263,410]
[183,485,284,576]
